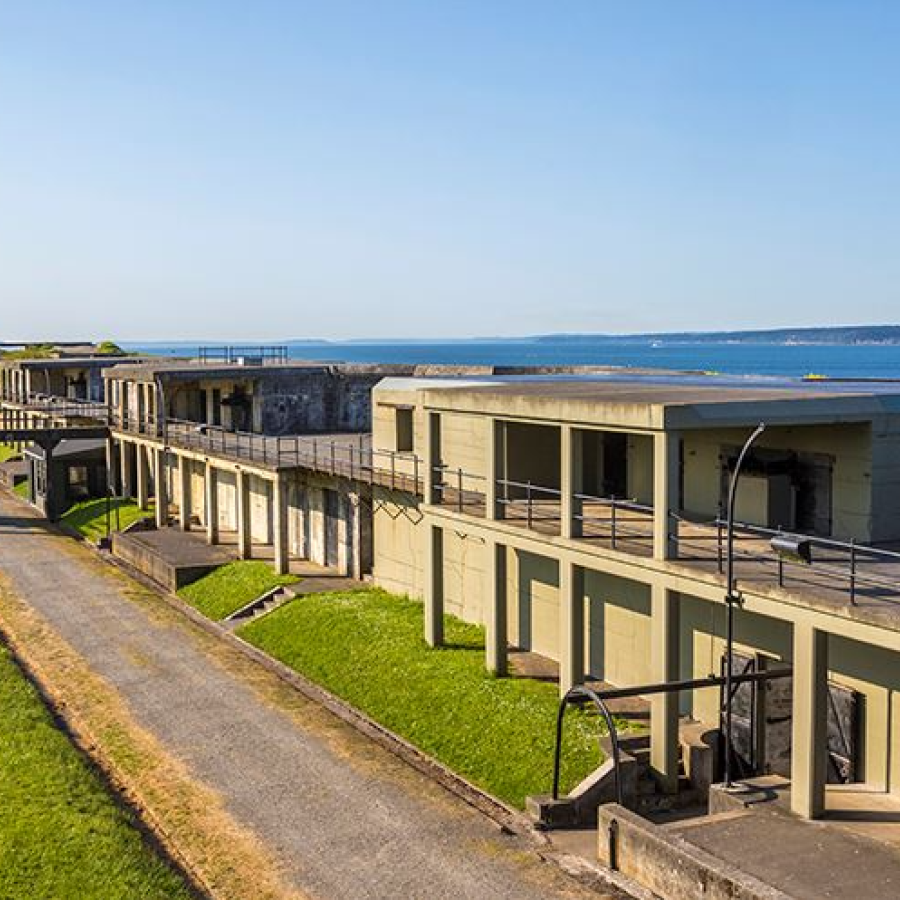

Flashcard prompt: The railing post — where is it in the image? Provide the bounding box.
[313,440,318,468]
[717,515,724,574]
[391,454,396,490]
[778,553,784,587]
[526,480,533,529]
[331,440,336,473]
[413,455,419,492]
[849,539,857,605]
[457,467,463,513]
[349,446,355,480]
[610,497,617,549]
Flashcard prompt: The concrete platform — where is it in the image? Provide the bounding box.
[111,527,236,590]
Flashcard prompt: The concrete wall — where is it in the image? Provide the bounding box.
[682,423,873,540]
[584,572,652,687]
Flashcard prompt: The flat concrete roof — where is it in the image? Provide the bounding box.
[1,356,149,370]
[378,374,900,430]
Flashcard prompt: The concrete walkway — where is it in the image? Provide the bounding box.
[0,492,609,900]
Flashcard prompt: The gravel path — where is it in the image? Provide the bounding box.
[0,493,604,900]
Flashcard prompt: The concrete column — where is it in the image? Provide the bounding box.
[560,426,584,539]
[791,622,829,819]
[653,431,680,560]
[136,445,149,510]
[424,412,441,504]
[120,442,134,499]
[337,494,351,576]
[205,463,219,544]
[105,436,118,496]
[154,448,168,528]
[424,524,444,646]
[273,474,289,575]
[485,418,501,520]
[237,470,252,558]
[178,457,191,530]
[485,541,508,675]
[650,584,680,792]
[308,486,326,566]
[558,561,585,696]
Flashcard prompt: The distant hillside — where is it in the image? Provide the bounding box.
[535,325,900,345]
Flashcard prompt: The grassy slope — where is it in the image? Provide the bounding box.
[0,445,20,463]
[13,480,29,499]
[178,561,299,620]
[61,498,153,542]
[0,645,193,900]
[240,589,609,808]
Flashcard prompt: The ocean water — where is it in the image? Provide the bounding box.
[125,339,900,380]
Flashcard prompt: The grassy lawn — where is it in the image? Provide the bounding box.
[0,445,20,463]
[178,560,299,621]
[0,644,193,900]
[239,589,613,808]
[61,497,153,542]
[13,480,29,499]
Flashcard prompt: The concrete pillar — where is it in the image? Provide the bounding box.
[273,474,289,575]
[424,524,444,646]
[337,493,351,576]
[205,463,219,544]
[178,457,191,530]
[650,584,680,792]
[653,431,680,560]
[105,436,118,496]
[560,426,583,539]
[485,418,501,520]
[120,441,134,498]
[485,541,508,675]
[424,412,441,504]
[558,561,585,696]
[791,622,829,819]
[155,448,168,528]
[136,445,149,510]
[237,470,252,559]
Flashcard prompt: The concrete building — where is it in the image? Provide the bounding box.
[368,374,900,824]
[101,358,425,579]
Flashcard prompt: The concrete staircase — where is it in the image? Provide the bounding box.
[224,584,301,627]
[527,721,717,828]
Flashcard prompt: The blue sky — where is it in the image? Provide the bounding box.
[1,1,898,340]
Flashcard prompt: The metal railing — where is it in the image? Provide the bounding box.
[574,493,655,549]
[672,515,900,606]
[496,477,562,530]
[431,464,487,515]
[197,345,289,365]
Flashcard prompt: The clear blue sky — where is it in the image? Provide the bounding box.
[1,1,898,341]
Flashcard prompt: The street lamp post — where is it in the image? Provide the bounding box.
[723,422,766,789]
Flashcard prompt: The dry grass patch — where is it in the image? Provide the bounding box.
[0,574,307,900]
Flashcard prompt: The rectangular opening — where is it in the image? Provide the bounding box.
[395,407,414,452]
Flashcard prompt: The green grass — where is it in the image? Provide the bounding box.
[0,445,20,463]
[13,480,29,499]
[178,560,299,621]
[61,497,154,542]
[240,589,613,808]
[0,644,193,900]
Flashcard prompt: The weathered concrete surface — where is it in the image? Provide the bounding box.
[0,492,611,900]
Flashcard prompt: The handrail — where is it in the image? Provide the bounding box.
[554,685,624,805]
[551,668,792,808]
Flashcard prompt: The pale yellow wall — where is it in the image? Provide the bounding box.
[583,572,652,687]
[216,470,237,532]
[682,424,873,540]
[507,550,559,659]
[372,491,424,598]
[249,474,272,543]
[627,434,654,505]
[869,417,900,542]
[442,530,487,623]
